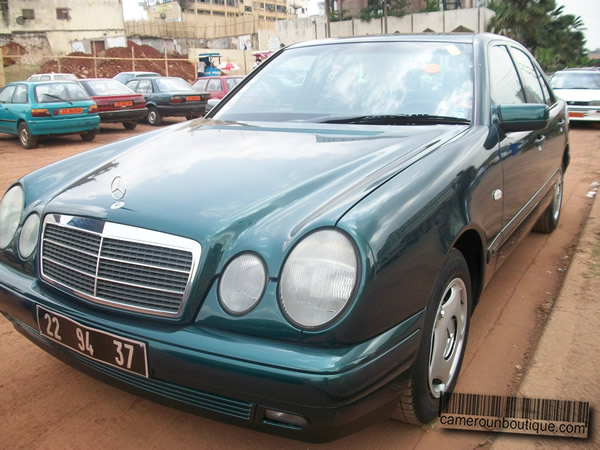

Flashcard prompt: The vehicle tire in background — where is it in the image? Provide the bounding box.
[80,130,97,142]
[533,168,563,233]
[392,248,472,424]
[123,121,137,130]
[18,122,38,149]
[147,107,162,126]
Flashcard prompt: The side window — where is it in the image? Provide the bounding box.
[489,45,525,104]
[535,67,554,106]
[0,85,16,103]
[511,48,545,104]
[125,80,139,91]
[137,80,152,93]
[206,79,221,91]
[13,85,28,103]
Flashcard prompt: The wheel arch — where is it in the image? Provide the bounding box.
[452,229,484,307]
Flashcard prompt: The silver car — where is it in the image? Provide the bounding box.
[550,68,600,122]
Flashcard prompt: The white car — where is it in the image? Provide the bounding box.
[550,68,600,122]
[26,73,78,81]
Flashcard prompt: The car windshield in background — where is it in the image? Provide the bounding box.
[34,82,90,102]
[550,72,600,89]
[214,41,474,123]
[155,78,194,91]
[84,79,135,95]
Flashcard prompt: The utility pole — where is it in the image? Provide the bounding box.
[325,0,331,37]
[383,0,388,33]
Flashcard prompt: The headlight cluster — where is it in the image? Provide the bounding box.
[0,185,40,259]
[218,229,359,329]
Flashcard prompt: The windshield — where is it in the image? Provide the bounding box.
[550,71,600,89]
[214,41,474,123]
[85,79,135,95]
[34,82,90,102]
[156,78,194,92]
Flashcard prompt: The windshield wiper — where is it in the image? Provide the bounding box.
[43,93,72,105]
[319,114,470,125]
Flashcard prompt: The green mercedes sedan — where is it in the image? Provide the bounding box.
[0,33,568,441]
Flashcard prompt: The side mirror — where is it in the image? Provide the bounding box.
[205,98,220,113]
[498,104,549,132]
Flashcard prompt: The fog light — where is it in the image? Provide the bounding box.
[264,409,308,428]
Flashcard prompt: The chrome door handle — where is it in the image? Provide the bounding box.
[535,135,545,151]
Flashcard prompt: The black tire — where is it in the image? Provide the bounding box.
[80,130,97,142]
[147,106,162,126]
[533,168,563,233]
[123,121,137,130]
[186,115,196,121]
[18,122,38,149]
[392,248,472,424]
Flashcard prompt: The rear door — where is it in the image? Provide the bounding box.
[0,85,17,133]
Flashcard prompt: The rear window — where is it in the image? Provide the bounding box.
[225,77,243,90]
[84,79,135,95]
[156,78,194,92]
[35,82,90,103]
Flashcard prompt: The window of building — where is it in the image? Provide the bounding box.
[276,5,285,12]
[56,8,70,20]
[226,0,236,6]
[245,5,252,11]
[265,3,275,11]
[213,0,224,5]
[22,9,35,20]
[213,11,225,15]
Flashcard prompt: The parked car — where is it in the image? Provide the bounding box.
[26,73,78,81]
[0,80,99,149]
[79,78,148,130]
[113,71,161,85]
[125,76,209,125]
[550,67,600,122]
[0,34,568,441]
[192,75,244,99]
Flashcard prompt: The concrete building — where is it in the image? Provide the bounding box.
[0,0,127,55]
[147,0,295,22]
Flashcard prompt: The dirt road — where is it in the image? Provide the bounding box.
[1,123,599,449]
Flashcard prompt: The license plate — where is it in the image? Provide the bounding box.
[114,101,133,107]
[568,111,585,118]
[58,107,83,115]
[186,96,201,101]
[36,305,148,378]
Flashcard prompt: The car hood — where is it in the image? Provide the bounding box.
[44,119,466,270]
[553,88,600,102]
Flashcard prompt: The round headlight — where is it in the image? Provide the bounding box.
[19,213,40,259]
[0,185,24,249]
[279,229,358,329]
[219,253,267,315]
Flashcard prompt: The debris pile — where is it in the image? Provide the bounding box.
[38,41,196,82]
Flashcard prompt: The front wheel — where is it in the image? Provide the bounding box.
[533,168,563,233]
[393,248,472,424]
[147,107,162,126]
[18,122,38,149]
[122,121,137,130]
[80,130,97,142]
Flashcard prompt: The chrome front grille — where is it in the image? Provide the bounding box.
[40,215,201,317]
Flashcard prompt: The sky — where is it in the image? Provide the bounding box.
[122,0,599,51]
[555,0,600,51]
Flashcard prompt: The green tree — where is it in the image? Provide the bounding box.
[487,0,589,72]
[359,0,409,22]
[421,0,440,13]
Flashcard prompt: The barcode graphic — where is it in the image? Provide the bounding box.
[439,393,590,438]
[440,393,590,425]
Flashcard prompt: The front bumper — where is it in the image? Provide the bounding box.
[0,262,423,441]
[567,106,600,122]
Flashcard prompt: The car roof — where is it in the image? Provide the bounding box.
[286,32,515,50]
[10,80,82,86]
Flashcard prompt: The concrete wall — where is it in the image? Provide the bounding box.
[0,0,126,55]
[263,7,494,49]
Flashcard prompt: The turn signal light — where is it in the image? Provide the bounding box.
[170,96,183,104]
[31,108,50,117]
[88,104,98,113]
